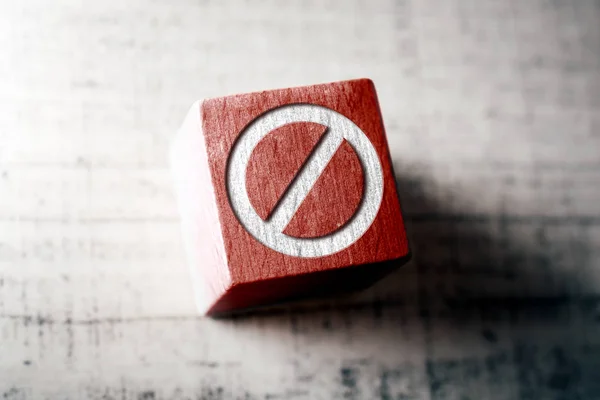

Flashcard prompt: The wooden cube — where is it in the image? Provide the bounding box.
[170,78,410,316]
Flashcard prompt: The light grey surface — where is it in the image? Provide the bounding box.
[0,0,599,399]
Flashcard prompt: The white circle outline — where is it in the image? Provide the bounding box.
[226,104,384,258]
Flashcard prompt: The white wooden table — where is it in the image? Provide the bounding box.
[1,0,599,398]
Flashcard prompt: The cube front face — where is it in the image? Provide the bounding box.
[199,79,409,289]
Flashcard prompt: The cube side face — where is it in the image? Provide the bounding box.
[200,79,410,287]
[206,255,410,316]
[170,102,231,314]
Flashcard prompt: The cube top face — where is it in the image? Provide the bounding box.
[201,78,409,285]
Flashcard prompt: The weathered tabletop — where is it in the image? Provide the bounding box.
[1,0,599,399]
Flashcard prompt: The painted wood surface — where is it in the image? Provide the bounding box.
[185,79,409,314]
[1,0,600,398]
[246,121,328,223]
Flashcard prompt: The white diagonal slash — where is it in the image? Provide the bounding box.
[268,130,344,232]
[227,104,384,258]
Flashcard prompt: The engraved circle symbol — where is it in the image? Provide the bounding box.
[227,104,384,258]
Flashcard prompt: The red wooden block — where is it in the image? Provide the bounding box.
[170,78,410,316]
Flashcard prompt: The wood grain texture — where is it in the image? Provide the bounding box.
[283,139,364,239]
[202,79,409,281]
[246,121,327,222]
[1,0,600,398]
[196,79,410,314]
[246,122,364,238]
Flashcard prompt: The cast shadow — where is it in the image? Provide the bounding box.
[372,167,594,304]
[227,165,595,315]
[223,167,599,399]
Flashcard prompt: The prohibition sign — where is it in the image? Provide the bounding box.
[226,104,384,258]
